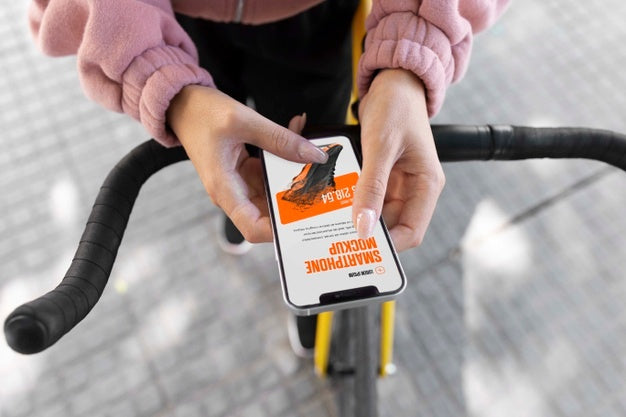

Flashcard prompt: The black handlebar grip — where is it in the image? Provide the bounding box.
[489,125,626,170]
[430,125,626,171]
[4,140,188,354]
[432,125,494,162]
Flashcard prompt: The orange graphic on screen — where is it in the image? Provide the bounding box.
[282,143,343,206]
[276,143,359,224]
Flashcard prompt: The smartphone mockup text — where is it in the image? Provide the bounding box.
[262,135,406,315]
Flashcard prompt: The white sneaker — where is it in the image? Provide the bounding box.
[286,314,316,358]
[217,215,252,255]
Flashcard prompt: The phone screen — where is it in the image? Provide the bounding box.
[263,135,405,312]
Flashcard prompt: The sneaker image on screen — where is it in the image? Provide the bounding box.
[282,143,343,207]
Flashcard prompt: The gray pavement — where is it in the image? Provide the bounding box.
[1,1,626,416]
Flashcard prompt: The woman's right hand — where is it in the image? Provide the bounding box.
[166,85,327,243]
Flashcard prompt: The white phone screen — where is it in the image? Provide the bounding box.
[263,135,404,308]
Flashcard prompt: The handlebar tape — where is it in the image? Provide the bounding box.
[434,125,626,170]
[5,125,626,354]
[4,140,188,354]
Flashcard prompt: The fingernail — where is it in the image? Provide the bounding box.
[356,209,377,239]
[299,112,307,132]
[299,142,328,163]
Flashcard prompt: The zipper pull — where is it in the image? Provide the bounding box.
[234,0,245,23]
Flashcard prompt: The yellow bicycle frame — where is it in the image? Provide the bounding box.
[346,0,369,126]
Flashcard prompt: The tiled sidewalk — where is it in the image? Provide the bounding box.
[1,2,625,417]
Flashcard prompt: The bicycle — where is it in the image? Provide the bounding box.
[5,123,626,417]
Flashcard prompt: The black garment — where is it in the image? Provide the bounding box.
[176,1,359,341]
[176,0,358,127]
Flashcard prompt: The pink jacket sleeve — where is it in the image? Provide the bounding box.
[359,0,510,117]
[29,0,214,147]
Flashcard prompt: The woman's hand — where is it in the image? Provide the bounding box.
[166,85,325,243]
[354,69,445,252]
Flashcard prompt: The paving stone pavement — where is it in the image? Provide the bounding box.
[1,1,626,416]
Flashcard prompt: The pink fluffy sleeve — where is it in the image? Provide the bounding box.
[28,0,215,146]
[358,0,510,117]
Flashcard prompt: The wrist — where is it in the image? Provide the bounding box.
[360,68,428,120]
[167,85,196,124]
[166,84,207,145]
[372,68,426,98]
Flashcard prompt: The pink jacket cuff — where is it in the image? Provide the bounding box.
[359,12,470,117]
[29,0,214,147]
[120,46,214,147]
[358,0,509,117]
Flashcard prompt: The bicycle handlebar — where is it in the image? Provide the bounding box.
[4,125,626,354]
[4,141,188,353]
[434,125,626,167]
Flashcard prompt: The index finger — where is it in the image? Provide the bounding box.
[243,110,327,164]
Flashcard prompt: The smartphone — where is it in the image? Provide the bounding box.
[262,130,406,315]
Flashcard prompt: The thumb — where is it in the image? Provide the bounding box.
[352,146,395,239]
[246,111,326,163]
[287,112,307,134]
